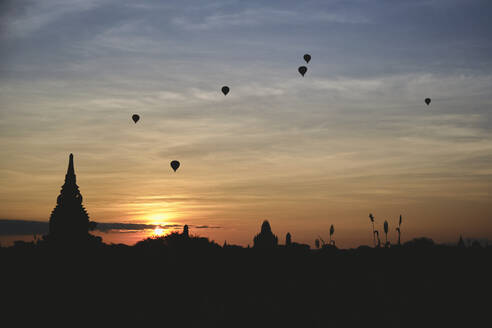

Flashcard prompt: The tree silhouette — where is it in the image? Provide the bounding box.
[286,232,292,247]
[315,239,320,249]
[253,220,278,249]
[329,224,335,245]
[403,237,434,248]
[374,230,381,248]
[396,215,402,246]
[3,217,491,328]
[383,220,389,247]
[471,240,482,248]
[183,224,189,238]
[369,213,375,247]
[457,235,465,248]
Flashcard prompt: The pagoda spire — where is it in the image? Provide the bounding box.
[65,153,76,184]
[48,153,91,242]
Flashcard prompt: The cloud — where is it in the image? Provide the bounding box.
[0,219,48,235]
[171,8,369,31]
[0,219,221,235]
[2,0,107,39]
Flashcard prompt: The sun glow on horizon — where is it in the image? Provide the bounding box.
[140,212,178,226]
[132,211,183,238]
[153,227,165,237]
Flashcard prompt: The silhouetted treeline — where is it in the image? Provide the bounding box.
[2,222,491,328]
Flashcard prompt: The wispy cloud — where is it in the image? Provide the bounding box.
[0,219,221,235]
[2,0,107,39]
[171,8,369,31]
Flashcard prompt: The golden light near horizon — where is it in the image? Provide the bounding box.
[146,212,177,237]
[141,212,177,226]
[153,227,165,237]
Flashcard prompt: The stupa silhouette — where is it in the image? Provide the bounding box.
[253,220,278,249]
[48,153,92,242]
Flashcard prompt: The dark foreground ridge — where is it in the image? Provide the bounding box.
[2,223,491,328]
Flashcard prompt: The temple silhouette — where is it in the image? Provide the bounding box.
[253,220,278,248]
[48,153,94,243]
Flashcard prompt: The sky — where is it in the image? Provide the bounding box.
[0,0,491,248]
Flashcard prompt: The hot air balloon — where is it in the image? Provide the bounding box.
[221,86,229,95]
[132,114,140,123]
[425,98,431,106]
[303,54,311,63]
[170,160,180,172]
[298,66,307,77]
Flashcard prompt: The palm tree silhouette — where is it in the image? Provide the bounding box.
[383,220,389,247]
[329,224,335,245]
[374,230,381,248]
[286,232,292,247]
[396,215,402,245]
[369,213,375,247]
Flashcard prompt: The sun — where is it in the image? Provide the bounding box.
[153,227,165,237]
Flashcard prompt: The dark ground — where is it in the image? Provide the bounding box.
[1,235,491,327]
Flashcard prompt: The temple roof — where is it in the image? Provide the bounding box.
[65,153,76,184]
[56,153,82,205]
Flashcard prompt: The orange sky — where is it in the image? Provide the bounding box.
[1,146,490,248]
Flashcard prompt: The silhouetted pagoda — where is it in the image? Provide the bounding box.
[48,154,92,242]
[253,220,278,249]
